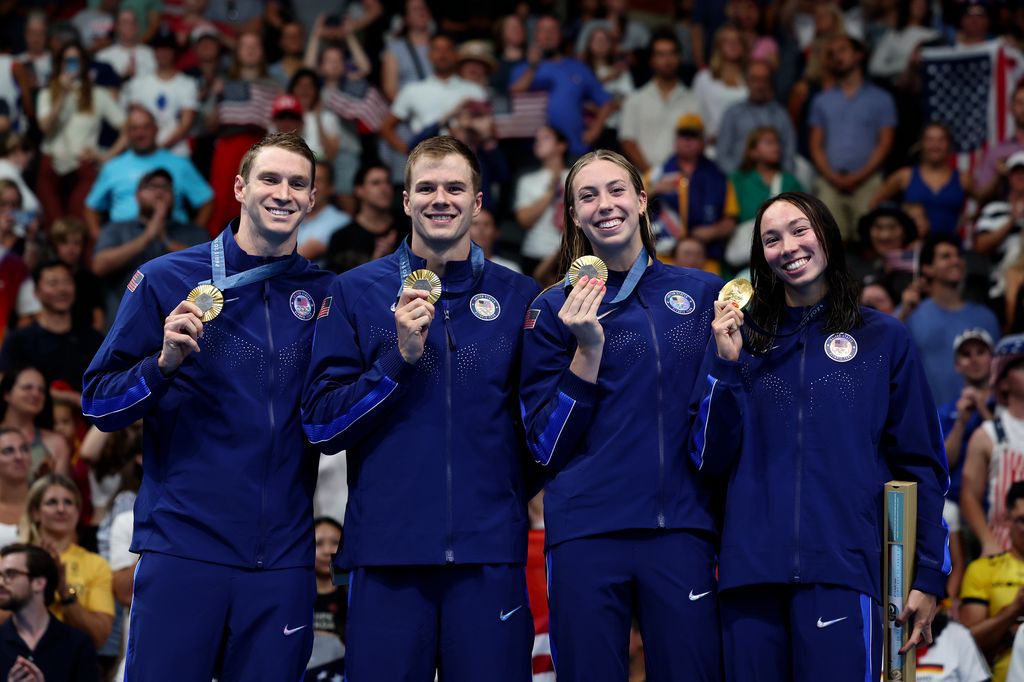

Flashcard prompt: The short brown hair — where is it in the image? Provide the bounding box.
[50,216,88,245]
[404,136,481,194]
[238,132,316,186]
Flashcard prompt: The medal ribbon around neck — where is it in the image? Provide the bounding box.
[190,229,295,322]
[562,248,648,305]
[394,239,485,302]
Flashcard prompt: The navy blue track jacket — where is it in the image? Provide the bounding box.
[520,259,723,548]
[82,227,333,570]
[690,303,951,601]
[301,248,540,569]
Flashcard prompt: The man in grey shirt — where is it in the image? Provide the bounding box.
[716,60,797,175]
[92,168,209,326]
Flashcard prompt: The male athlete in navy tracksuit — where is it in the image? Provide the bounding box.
[693,192,950,681]
[82,133,333,681]
[519,149,723,681]
[301,137,539,681]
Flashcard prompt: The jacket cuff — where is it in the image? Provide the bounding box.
[711,354,744,386]
[559,370,599,406]
[911,565,948,599]
[140,354,174,393]
[378,346,417,383]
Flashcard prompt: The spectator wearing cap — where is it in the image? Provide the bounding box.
[647,112,738,265]
[940,328,995,598]
[456,40,497,90]
[976,151,1024,305]
[270,93,304,135]
[716,60,797,176]
[85,104,213,241]
[871,122,970,239]
[809,34,897,241]
[619,29,699,173]
[380,33,487,156]
[976,83,1024,203]
[848,202,918,298]
[510,15,614,158]
[91,168,209,325]
[905,234,1001,405]
[963,332,1024,562]
[121,27,198,157]
[95,8,156,81]
[0,543,98,682]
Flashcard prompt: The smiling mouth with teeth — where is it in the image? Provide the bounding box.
[783,257,809,271]
[596,218,623,229]
[266,207,294,216]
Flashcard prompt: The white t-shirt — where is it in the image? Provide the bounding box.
[0,160,40,214]
[123,73,199,157]
[301,108,342,161]
[391,75,487,134]
[619,80,699,170]
[692,69,748,141]
[917,621,990,682]
[515,167,568,261]
[95,43,157,80]
[37,85,126,174]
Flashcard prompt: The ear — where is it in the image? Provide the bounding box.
[402,191,411,217]
[473,191,482,217]
[307,185,317,214]
[232,175,245,204]
[637,189,647,216]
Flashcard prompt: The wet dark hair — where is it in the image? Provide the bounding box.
[746,192,862,353]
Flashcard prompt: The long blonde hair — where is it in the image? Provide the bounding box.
[557,149,656,277]
[708,24,747,81]
[21,473,80,545]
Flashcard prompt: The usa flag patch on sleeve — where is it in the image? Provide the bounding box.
[523,308,541,330]
[317,296,332,319]
[127,270,144,292]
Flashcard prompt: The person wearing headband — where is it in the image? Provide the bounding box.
[519,149,723,681]
[693,191,949,681]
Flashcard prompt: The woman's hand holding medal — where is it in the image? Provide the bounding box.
[561,275,606,383]
[712,300,744,362]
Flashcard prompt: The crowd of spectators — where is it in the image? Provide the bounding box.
[5,0,1024,679]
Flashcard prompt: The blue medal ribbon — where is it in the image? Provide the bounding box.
[563,248,649,305]
[200,229,294,291]
[395,239,485,301]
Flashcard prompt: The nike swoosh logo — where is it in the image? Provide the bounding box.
[499,606,523,621]
[283,624,307,636]
[688,589,712,601]
[816,616,848,629]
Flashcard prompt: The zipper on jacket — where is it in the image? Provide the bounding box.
[443,296,455,563]
[639,293,667,529]
[792,327,808,582]
[256,279,277,569]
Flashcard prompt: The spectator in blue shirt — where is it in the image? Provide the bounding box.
[809,35,897,242]
[509,15,614,158]
[84,105,213,240]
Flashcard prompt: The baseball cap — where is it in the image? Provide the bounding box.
[991,333,1024,397]
[676,113,704,133]
[1008,151,1024,171]
[953,328,994,353]
[271,94,303,119]
[138,167,172,187]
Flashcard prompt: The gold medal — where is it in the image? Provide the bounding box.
[186,284,225,322]
[718,278,753,309]
[403,269,442,304]
[567,255,608,286]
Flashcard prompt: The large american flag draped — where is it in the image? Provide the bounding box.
[921,40,1024,168]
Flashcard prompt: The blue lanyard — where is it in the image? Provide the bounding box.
[395,239,485,300]
[201,229,293,291]
[563,248,649,305]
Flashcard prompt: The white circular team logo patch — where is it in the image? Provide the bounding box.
[290,290,315,321]
[664,290,696,315]
[470,293,501,321]
[824,332,858,363]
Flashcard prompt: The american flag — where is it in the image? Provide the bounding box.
[126,270,144,292]
[494,92,549,140]
[317,296,332,320]
[218,79,279,130]
[921,40,1024,169]
[323,85,390,134]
